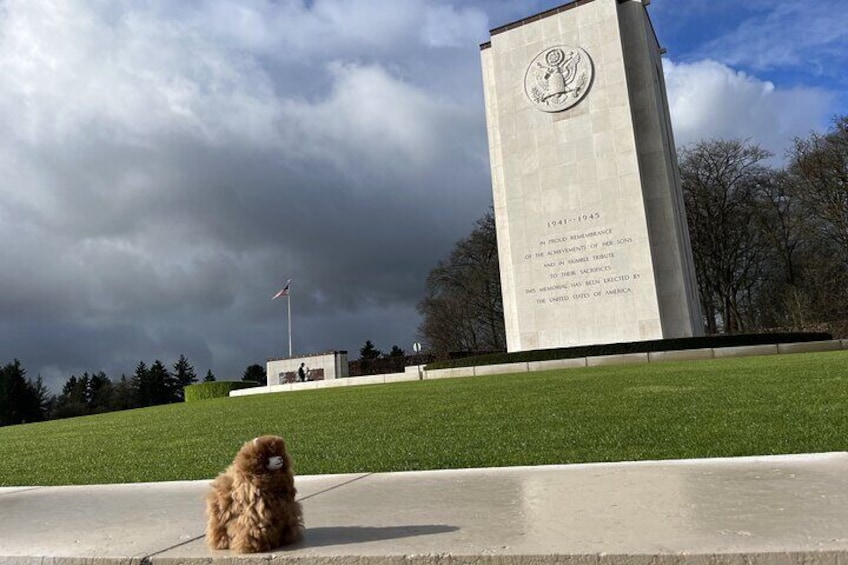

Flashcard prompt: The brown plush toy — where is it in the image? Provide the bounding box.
[205,435,304,553]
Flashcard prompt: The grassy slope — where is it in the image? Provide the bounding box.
[1,351,846,486]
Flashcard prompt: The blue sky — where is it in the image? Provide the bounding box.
[0,0,845,391]
[653,0,847,103]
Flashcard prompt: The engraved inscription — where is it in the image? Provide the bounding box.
[524,45,593,113]
[520,212,643,305]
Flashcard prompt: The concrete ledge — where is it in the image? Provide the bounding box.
[474,361,529,376]
[231,384,291,397]
[842,339,848,350]
[349,375,385,386]
[420,368,449,380]
[229,387,259,397]
[587,352,649,367]
[292,380,319,390]
[777,340,844,355]
[319,378,351,389]
[427,367,476,380]
[648,347,714,362]
[230,372,417,397]
[712,344,779,359]
[528,357,589,372]
[384,373,418,384]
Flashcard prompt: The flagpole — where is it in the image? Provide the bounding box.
[287,292,292,358]
[272,279,293,358]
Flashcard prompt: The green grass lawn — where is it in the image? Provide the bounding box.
[1,350,846,486]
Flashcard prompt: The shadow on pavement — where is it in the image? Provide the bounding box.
[297,525,459,548]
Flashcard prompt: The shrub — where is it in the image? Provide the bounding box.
[184,381,259,402]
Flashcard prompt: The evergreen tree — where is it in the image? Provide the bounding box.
[88,372,114,413]
[60,375,81,403]
[132,361,152,407]
[203,369,216,382]
[53,374,88,419]
[111,375,136,411]
[357,340,383,375]
[0,360,46,425]
[172,355,198,401]
[383,345,408,373]
[31,376,53,420]
[242,364,267,386]
[148,360,177,405]
[0,366,8,425]
[359,340,382,360]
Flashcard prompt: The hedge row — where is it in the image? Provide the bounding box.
[184,381,259,402]
[425,332,834,370]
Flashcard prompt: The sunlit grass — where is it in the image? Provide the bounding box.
[1,350,846,486]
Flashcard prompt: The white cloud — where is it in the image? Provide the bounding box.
[183,0,488,58]
[281,61,477,183]
[698,1,848,75]
[421,3,489,48]
[0,0,282,147]
[663,59,836,158]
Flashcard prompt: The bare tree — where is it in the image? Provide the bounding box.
[418,211,505,356]
[750,170,807,327]
[755,171,805,287]
[788,116,848,266]
[784,116,848,327]
[680,139,773,333]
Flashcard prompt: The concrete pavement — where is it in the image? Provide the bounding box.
[1,452,847,564]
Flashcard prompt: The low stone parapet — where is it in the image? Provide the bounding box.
[232,340,848,397]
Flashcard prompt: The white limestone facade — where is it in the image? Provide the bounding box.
[481,0,701,352]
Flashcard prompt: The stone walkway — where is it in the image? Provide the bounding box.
[2,452,847,563]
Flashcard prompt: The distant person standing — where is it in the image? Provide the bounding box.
[297,363,306,382]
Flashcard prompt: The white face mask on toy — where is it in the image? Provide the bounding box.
[252,438,285,471]
[267,456,284,471]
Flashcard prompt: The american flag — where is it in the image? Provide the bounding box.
[272,279,291,300]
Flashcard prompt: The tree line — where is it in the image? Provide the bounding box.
[418,116,848,354]
[680,117,848,334]
[348,340,426,376]
[1,341,417,427]
[0,355,217,427]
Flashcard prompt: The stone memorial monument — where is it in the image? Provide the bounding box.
[480,0,702,352]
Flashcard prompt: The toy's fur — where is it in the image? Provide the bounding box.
[205,435,304,553]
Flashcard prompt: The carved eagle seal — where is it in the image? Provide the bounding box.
[524,45,593,113]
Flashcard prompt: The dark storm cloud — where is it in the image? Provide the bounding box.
[0,0,493,389]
